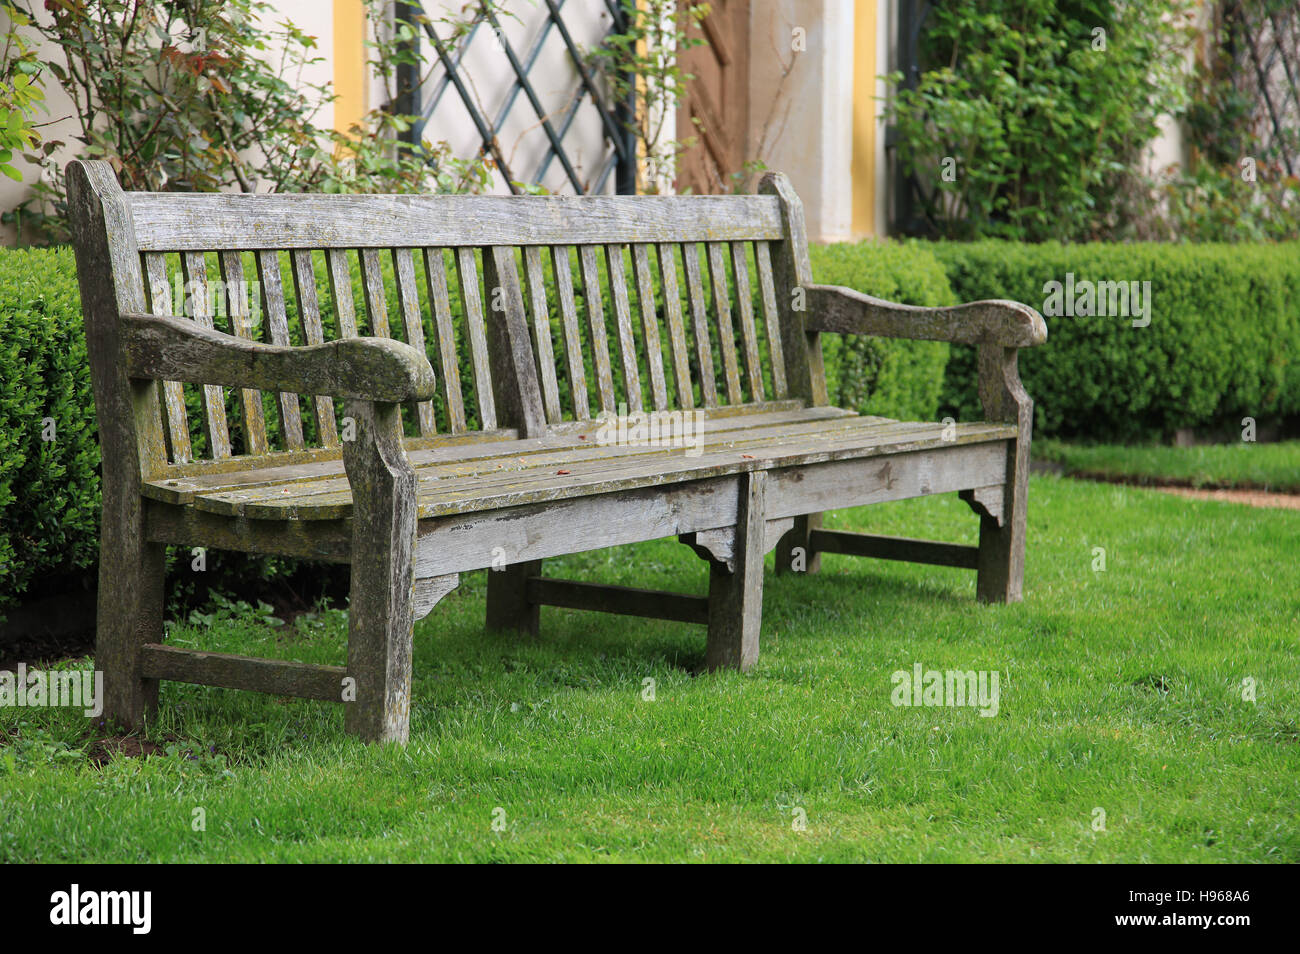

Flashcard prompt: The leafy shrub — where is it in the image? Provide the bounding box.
[809,241,955,422]
[933,241,1300,441]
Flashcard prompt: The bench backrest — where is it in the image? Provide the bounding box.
[68,160,824,480]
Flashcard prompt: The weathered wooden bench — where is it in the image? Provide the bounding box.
[68,159,1046,744]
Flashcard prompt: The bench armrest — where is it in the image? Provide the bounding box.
[803,284,1047,348]
[121,312,437,403]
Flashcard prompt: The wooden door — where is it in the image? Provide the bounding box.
[675,0,750,195]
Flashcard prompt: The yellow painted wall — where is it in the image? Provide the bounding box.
[333,0,368,136]
[851,0,877,237]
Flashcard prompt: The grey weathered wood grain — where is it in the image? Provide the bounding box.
[729,241,765,401]
[974,345,1033,603]
[550,245,590,420]
[422,247,468,433]
[705,241,743,405]
[775,513,822,575]
[806,284,1049,347]
[809,529,979,569]
[342,398,417,743]
[522,246,563,423]
[681,243,717,407]
[630,243,668,411]
[655,243,694,408]
[528,577,709,625]
[578,244,617,415]
[68,159,167,730]
[128,191,786,251]
[143,252,193,463]
[391,247,438,436]
[255,250,306,450]
[326,248,359,338]
[290,249,340,446]
[753,240,787,399]
[219,250,270,455]
[485,559,541,635]
[359,247,391,338]
[604,244,643,412]
[482,245,547,439]
[141,643,346,700]
[454,246,498,431]
[122,312,437,402]
[704,470,765,671]
[180,251,232,458]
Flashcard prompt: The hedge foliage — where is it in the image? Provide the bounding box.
[933,241,1300,441]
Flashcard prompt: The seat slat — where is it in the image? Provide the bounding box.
[254,251,305,450]
[218,251,270,455]
[392,248,437,436]
[290,250,339,446]
[681,243,718,407]
[422,248,467,433]
[454,247,498,431]
[577,244,617,415]
[142,252,193,463]
[522,246,563,423]
[655,243,694,409]
[729,241,765,402]
[705,242,743,404]
[604,244,642,413]
[180,252,232,458]
[630,244,668,411]
[550,245,589,420]
[754,240,787,400]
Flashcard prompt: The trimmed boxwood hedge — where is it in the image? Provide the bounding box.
[933,241,1300,442]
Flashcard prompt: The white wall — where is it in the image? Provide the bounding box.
[747,0,855,242]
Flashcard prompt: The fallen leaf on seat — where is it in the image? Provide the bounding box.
[557,469,571,475]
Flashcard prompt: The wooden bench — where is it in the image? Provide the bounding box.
[67,159,1046,744]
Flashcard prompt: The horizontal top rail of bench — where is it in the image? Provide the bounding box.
[125,192,786,251]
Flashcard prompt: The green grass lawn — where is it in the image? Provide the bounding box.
[1035,439,1300,493]
[2,475,1297,862]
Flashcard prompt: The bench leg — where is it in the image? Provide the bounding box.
[98,509,165,730]
[486,559,542,636]
[976,447,1029,604]
[775,513,822,576]
[705,471,767,671]
[343,401,417,744]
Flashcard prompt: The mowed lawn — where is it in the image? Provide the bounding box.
[2,474,1297,862]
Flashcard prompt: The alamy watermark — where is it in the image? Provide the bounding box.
[593,402,706,457]
[1042,272,1151,328]
[0,664,103,717]
[891,663,1000,718]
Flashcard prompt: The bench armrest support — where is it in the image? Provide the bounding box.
[803,284,1047,348]
[121,312,437,403]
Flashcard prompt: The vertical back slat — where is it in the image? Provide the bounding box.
[604,245,642,413]
[577,245,617,415]
[729,241,765,402]
[359,248,390,337]
[753,240,788,399]
[255,251,305,450]
[705,242,743,404]
[630,243,668,411]
[142,252,193,463]
[522,246,563,424]
[391,248,437,436]
[326,248,359,338]
[454,247,498,431]
[655,244,693,409]
[290,250,339,446]
[180,251,232,458]
[681,243,718,408]
[218,250,269,455]
[550,246,590,420]
[422,248,467,433]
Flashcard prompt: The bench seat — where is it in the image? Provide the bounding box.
[144,408,1016,520]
